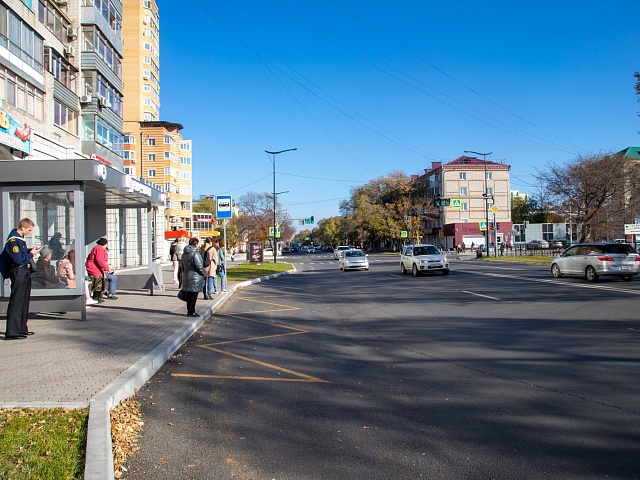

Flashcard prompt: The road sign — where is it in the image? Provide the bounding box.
[269,227,281,238]
[452,198,462,209]
[216,195,232,219]
[479,220,488,231]
[401,231,408,238]
[624,224,640,234]
[491,205,499,213]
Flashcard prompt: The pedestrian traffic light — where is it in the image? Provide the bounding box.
[434,195,441,207]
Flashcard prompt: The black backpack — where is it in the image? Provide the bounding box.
[203,246,212,268]
[0,250,12,278]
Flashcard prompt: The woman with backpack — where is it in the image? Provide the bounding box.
[201,237,216,299]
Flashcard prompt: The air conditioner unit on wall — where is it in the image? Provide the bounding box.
[99,97,108,108]
[67,27,78,39]
[79,95,92,104]
[142,74,150,80]
[64,44,75,57]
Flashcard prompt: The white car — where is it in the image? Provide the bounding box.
[334,245,353,260]
[339,249,369,271]
[401,244,449,276]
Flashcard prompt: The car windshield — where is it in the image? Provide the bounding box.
[345,250,364,257]
[414,246,440,256]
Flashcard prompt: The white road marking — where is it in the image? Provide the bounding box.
[461,290,501,300]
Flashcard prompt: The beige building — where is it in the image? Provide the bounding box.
[121,0,193,244]
[416,155,512,249]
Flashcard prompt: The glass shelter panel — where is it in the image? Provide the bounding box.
[6,189,82,293]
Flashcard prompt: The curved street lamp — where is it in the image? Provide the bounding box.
[464,151,493,256]
[265,148,297,263]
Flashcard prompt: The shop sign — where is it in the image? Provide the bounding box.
[0,107,32,154]
[125,175,152,197]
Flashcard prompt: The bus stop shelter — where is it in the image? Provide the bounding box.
[0,158,165,320]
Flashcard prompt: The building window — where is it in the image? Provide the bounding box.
[123,150,136,160]
[0,67,45,120]
[459,172,466,180]
[486,172,493,180]
[180,171,191,180]
[53,100,78,135]
[124,166,133,175]
[487,187,493,196]
[7,8,45,73]
[124,135,136,144]
[148,153,155,161]
[460,187,467,195]
[180,156,191,165]
[462,203,468,211]
[148,138,155,146]
[148,169,156,177]
[44,48,76,91]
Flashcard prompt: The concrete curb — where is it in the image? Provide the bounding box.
[84,267,295,480]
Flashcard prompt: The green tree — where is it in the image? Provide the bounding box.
[340,171,434,250]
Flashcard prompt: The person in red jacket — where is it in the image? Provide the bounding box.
[85,238,109,302]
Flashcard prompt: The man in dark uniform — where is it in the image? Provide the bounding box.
[4,218,41,340]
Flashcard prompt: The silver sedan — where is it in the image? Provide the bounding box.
[550,242,640,282]
[339,249,369,271]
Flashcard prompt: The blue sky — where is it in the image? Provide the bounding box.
[156,1,640,228]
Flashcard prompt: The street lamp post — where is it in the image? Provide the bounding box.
[464,150,493,256]
[265,148,297,263]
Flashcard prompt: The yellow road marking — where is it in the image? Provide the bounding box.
[172,293,329,383]
[173,347,329,383]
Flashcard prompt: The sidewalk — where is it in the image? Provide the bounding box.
[0,261,290,479]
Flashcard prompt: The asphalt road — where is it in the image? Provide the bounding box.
[123,252,640,479]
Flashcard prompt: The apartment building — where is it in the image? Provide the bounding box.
[121,0,193,246]
[416,155,512,249]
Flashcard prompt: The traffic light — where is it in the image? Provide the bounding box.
[434,195,441,207]
[496,223,500,231]
[310,216,314,224]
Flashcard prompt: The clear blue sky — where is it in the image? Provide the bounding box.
[156,1,640,228]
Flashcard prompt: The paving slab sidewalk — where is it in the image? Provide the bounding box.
[0,262,293,479]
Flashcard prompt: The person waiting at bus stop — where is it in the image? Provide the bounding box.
[85,238,110,303]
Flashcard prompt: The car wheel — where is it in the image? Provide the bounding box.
[623,275,633,282]
[412,264,419,277]
[442,268,449,275]
[401,263,407,274]
[585,265,599,282]
[551,263,562,278]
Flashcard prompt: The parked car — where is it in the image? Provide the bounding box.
[339,249,369,271]
[307,245,315,253]
[400,244,449,276]
[550,242,640,282]
[263,247,273,257]
[527,240,550,250]
[281,246,291,254]
[334,245,353,260]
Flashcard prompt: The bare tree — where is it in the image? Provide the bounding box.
[536,152,640,242]
[236,191,294,244]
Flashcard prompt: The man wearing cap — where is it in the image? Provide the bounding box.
[4,218,41,340]
[85,238,109,303]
